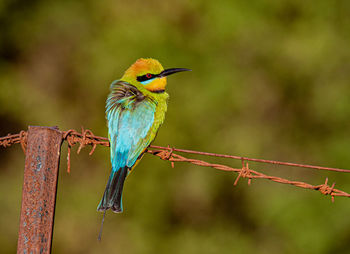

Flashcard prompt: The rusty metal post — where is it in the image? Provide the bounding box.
[17,126,63,254]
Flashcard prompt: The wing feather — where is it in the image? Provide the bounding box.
[106,81,156,173]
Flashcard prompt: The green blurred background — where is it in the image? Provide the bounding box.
[1,0,350,253]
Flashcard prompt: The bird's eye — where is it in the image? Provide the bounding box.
[137,73,156,82]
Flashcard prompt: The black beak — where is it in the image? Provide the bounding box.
[158,68,191,77]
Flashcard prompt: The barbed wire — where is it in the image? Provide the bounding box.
[1,128,350,201]
[0,131,27,152]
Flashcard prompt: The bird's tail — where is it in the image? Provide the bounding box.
[97,166,129,213]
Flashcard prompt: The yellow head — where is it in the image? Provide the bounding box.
[121,58,191,93]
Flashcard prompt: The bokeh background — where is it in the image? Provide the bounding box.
[1,0,350,253]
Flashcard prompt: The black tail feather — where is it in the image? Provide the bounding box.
[97,166,128,213]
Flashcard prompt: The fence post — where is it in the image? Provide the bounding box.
[17,126,63,254]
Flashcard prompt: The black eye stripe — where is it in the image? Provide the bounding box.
[136,73,158,82]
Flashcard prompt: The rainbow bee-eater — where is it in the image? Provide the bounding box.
[97,58,190,214]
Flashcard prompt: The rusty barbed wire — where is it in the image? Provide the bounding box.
[1,128,350,201]
[63,128,109,173]
[147,148,350,201]
[0,131,27,152]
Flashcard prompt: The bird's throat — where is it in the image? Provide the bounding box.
[144,77,166,92]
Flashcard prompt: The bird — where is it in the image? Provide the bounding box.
[97,58,191,215]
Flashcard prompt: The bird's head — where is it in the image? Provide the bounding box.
[121,58,191,93]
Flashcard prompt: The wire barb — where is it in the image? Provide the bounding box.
[155,145,175,168]
[234,159,252,186]
[316,178,336,202]
[1,128,350,201]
